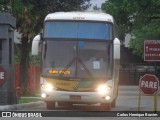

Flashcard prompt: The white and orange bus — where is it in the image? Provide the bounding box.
[31,12,120,111]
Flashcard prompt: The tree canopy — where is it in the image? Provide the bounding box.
[102,0,160,57]
[0,0,91,94]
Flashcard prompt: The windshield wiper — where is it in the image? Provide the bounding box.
[59,57,93,78]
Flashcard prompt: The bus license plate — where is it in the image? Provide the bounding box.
[70,95,81,100]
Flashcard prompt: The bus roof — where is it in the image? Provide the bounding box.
[45,12,114,23]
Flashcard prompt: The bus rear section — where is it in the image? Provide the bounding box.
[31,12,120,111]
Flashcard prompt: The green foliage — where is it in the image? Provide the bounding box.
[102,0,134,40]
[14,44,21,64]
[0,0,91,94]
[19,97,41,103]
[29,53,41,66]
[130,20,160,57]
[102,0,160,58]
[93,5,100,10]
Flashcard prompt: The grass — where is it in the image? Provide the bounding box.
[19,97,41,104]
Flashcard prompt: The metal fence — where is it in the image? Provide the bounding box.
[119,65,159,85]
[14,64,40,93]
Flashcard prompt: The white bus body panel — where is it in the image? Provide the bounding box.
[113,38,120,59]
[45,12,114,23]
[31,35,40,55]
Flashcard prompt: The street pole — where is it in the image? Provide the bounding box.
[154,62,158,112]
[138,90,141,112]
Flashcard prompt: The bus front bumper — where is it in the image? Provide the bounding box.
[41,90,113,104]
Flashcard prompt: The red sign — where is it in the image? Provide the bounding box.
[139,74,159,95]
[144,40,160,61]
[0,66,7,87]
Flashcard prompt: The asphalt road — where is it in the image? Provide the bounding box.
[17,95,160,111]
[1,86,160,119]
[17,86,160,111]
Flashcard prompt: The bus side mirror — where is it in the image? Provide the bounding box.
[113,38,120,59]
[31,35,41,55]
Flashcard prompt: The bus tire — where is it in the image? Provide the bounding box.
[46,101,55,110]
[100,103,111,111]
[111,99,116,108]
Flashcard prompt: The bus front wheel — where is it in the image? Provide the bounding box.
[100,103,111,111]
[111,99,116,108]
[46,101,55,110]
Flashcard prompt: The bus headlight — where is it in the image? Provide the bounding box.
[41,93,46,98]
[42,83,54,92]
[97,84,111,95]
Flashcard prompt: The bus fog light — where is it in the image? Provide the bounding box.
[41,93,46,98]
[105,96,111,100]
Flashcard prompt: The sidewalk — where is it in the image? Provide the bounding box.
[0,101,45,110]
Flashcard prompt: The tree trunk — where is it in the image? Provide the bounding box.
[20,36,30,95]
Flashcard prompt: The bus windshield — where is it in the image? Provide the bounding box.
[42,40,113,79]
[44,21,113,40]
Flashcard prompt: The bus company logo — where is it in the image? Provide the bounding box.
[73,85,79,91]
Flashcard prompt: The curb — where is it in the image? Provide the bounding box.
[0,101,45,110]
